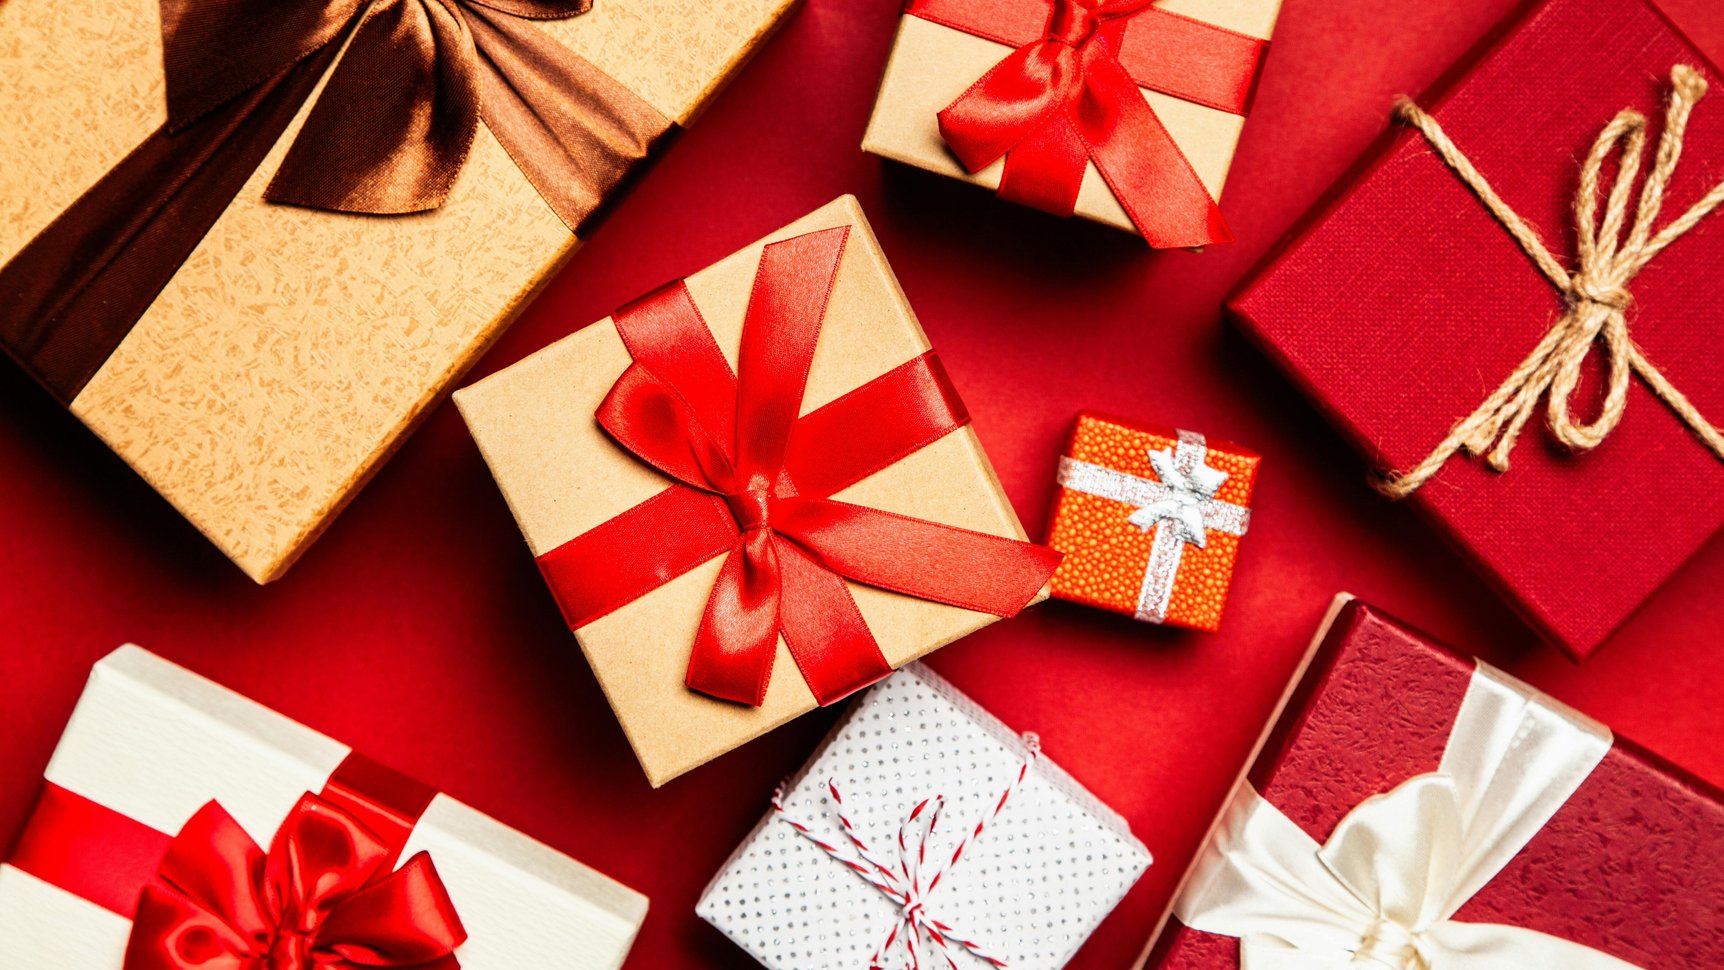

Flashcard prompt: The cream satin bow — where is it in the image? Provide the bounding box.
[1175,663,1637,970]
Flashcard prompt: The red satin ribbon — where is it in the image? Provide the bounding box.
[910,0,1267,247]
[538,226,1061,707]
[7,755,463,969]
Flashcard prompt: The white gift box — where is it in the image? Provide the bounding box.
[0,645,647,968]
[697,663,1151,970]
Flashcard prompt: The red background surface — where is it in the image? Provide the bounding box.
[2,0,1721,967]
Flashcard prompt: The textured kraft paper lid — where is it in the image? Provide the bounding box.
[455,195,1045,787]
[0,0,797,583]
[862,0,1282,234]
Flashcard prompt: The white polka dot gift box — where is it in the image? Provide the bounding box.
[697,663,1151,969]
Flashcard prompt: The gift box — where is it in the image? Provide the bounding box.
[454,196,1060,787]
[1045,412,1256,630]
[0,645,648,968]
[0,0,797,583]
[1135,597,1724,970]
[862,0,1281,246]
[697,662,1152,969]
[1227,0,1724,659]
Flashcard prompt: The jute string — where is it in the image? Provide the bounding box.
[1377,64,1724,498]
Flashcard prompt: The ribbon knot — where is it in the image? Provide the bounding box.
[1352,920,1426,970]
[1378,65,1724,497]
[1045,0,1100,47]
[727,487,775,532]
[124,793,466,969]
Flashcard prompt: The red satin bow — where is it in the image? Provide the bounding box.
[917,0,1267,247]
[124,795,466,970]
[538,226,1061,706]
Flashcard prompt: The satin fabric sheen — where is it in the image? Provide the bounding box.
[1173,662,1638,970]
[535,227,1061,707]
[909,0,1266,247]
[0,0,669,404]
[7,755,463,969]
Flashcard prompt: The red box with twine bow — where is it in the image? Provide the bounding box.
[863,0,1282,246]
[0,646,648,967]
[0,0,795,583]
[1228,0,1724,659]
[1136,597,1724,970]
[455,197,1059,787]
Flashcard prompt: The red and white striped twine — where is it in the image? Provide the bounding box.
[771,733,1041,970]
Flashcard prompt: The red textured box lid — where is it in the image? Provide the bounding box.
[1227,0,1724,659]
[1142,599,1724,970]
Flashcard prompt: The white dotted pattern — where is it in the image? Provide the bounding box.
[697,664,1151,969]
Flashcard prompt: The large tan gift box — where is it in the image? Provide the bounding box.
[0,0,796,582]
[455,195,1050,786]
[862,0,1282,236]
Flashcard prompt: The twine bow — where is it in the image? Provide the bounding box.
[771,737,1040,969]
[1379,65,1724,498]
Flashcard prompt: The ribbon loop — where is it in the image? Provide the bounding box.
[1378,65,1724,497]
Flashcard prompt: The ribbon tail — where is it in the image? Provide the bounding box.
[774,539,894,706]
[687,534,785,705]
[465,3,672,234]
[1424,920,1643,970]
[0,48,335,404]
[773,498,1060,616]
[266,0,480,216]
[1078,50,1231,247]
[997,111,1092,218]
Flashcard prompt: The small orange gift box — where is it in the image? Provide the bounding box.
[1045,412,1258,631]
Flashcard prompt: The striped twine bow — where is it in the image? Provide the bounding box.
[772,736,1041,970]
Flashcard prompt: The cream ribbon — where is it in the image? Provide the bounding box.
[1174,662,1636,970]
[1056,429,1249,623]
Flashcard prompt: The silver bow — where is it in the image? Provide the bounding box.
[1174,662,1637,970]
[1056,429,1249,622]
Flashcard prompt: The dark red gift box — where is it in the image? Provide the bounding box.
[1137,598,1724,969]
[1227,0,1724,660]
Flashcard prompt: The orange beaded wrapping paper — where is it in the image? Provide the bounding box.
[1045,413,1258,631]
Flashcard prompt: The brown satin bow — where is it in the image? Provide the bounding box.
[160,0,664,231]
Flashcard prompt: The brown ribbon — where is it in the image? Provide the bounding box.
[0,0,671,404]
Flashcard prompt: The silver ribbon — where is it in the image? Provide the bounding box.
[1056,429,1249,623]
[1173,662,1636,970]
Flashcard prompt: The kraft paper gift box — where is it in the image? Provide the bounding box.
[863,0,1282,246]
[0,645,648,968]
[1136,598,1724,970]
[0,0,797,584]
[1227,0,1724,659]
[697,663,1152,970]
[1045,412,1258,631]
[455,196,1059,787]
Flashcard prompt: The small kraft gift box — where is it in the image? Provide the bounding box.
[455,196,1061,787]
[697,662,1152,970]
[1045,412,1257,630]
[863,0,1282,246]
[0,0,798,583]
[0,646,648,968]
[1135,597,1724,970]
[1227,0,1724,659]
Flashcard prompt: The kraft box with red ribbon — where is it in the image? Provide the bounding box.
[0,0,797,584]
[0,645,648,968]
[1134,597,1724,970]
[454,196,1061,787]
[1227,0,1724,659]
[863,0,1281,246]
[697,662,1152,970]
